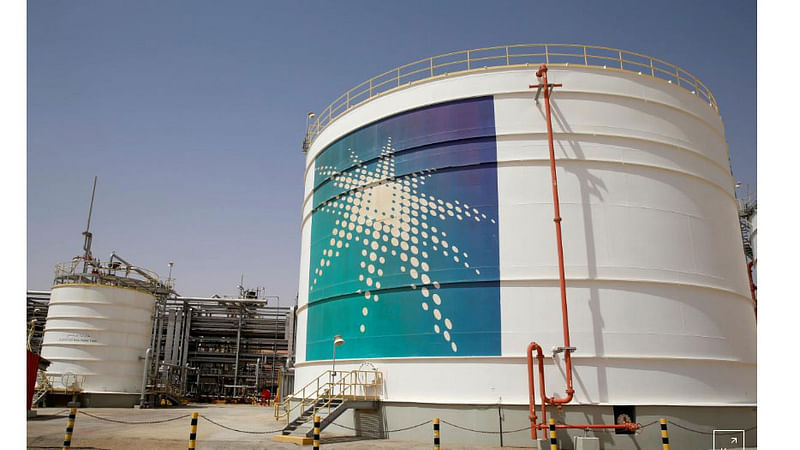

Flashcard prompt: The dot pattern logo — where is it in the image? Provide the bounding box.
[307,97,501,360]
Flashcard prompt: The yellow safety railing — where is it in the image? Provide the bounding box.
[33,372,85,405]
[275,369,383,423]
[306,43,718,147]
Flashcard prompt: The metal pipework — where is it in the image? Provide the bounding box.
[171,296,267,305]
[81,176,97,273]
[255,357,261,389]
[530,64,574,406]
[109,251,164,288]
[233,314,243,397]
[526,342,639,438]
[525,65,642,439]
[139,348,152,407]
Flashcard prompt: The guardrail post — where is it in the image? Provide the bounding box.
[549,418,557,450]
[660,418,670,449]
[433,417,440,449]
[62,407,77,450]
[188,412,198,449]
[313,415,321,449]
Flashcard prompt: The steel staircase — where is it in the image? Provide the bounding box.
[30,370,52,408]
[274,369,383,443]
[31,371,85,408]
[282,397,343,436]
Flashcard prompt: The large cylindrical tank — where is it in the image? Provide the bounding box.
[296,45,755,414]
[40,284,154,394]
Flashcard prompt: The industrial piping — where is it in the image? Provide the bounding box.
[526,343,638,435]
[526,64,639,439]
[537,63,575,406]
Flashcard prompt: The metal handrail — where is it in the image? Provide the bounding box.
[32,372,85,407]
[35,372,85,394]
[275,369,382,423]
[53,257,173,294]
[54,260,163,284]
[306,43,718,148]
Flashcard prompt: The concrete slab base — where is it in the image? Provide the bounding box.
[364,402,756,449]
[273,434,314,445]
[574,436,600,450]
[533,438,548,449]
[26,410,37,418]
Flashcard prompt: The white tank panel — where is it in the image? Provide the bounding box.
[296,63,756,407]
[40,284,154,394]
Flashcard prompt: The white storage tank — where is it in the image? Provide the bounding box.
[41,285,154,394]
[39,255,161,407]
[295,44,756,448]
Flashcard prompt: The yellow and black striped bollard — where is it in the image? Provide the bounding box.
[660,418,670,449]
[313,415,321,449]
[188,412,198,449]
[62,407,77,450]
[433,417,440,449]
[549,418,557,450]
[433,417,440,450]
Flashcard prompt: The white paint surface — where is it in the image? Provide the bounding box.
[40,284,154,394]
[296,66,755,406]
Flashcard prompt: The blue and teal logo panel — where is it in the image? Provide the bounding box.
[307,97,500,360]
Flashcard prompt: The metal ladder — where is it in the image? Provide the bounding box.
[31,370,52,408]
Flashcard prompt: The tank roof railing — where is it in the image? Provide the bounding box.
[305,43,719,149]
[53,256,174,296]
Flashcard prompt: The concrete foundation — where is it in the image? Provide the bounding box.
[42,392,141,408]
[573,436,600,450]
[321,402,756,449]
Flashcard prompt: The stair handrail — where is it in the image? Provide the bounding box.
[275,370,327,422]
[275,369,383,423]
[31,370,53,408]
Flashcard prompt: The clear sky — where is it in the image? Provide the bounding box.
[27,0,756,304]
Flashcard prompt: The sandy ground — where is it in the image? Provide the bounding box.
[26,404,517,449]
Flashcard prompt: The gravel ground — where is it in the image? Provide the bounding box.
[26,404,521,449]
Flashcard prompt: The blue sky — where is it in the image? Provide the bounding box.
[27,0,756,303]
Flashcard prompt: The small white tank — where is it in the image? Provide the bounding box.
[40,284,154,394]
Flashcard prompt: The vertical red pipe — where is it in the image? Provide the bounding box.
[536,64,575,404]
[525,65,641,437]
[526,343,538,440]
[526,342,549,439]
[528,341,639,434]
